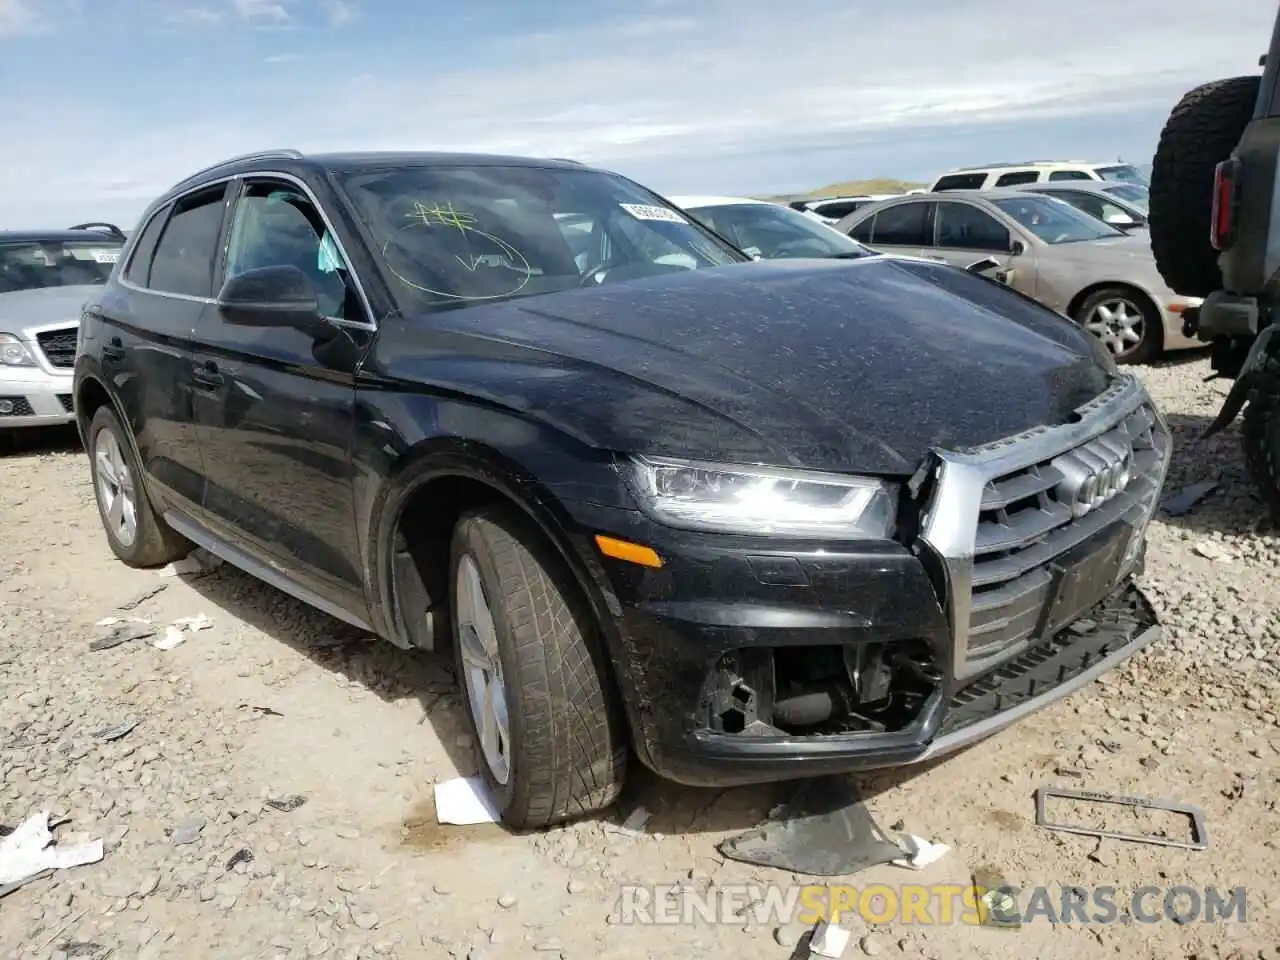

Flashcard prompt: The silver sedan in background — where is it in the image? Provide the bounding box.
[834,189,1200,364]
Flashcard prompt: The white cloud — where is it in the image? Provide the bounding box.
[232,0,288,23]
[1,0,1273,223]
[325,0,354,26]
[165,5,223,27]
[0,0,41,34]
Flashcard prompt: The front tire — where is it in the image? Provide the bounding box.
[88,405,192,567]
[449,505,627,828]
[1242,355,1280,519]
[1073,286,1162,365]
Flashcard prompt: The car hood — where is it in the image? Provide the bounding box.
[0,285,98,337]
[375,257,1114,476]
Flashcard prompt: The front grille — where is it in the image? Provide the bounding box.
[57,394,74,413]
[968,402,1166,658]
[35,327,77,369]
[919,376,1171,683]
[0,396,35,417]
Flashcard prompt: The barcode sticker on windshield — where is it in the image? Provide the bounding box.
[620,203,687,224]
[93,250,119,264]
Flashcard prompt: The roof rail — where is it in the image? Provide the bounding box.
[68,221,127,241]
[169,149,305,189]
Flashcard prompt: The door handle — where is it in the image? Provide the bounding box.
[192,360,225,389]
[102,336,125,361]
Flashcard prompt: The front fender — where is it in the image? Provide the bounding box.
[1205,324,1280,436]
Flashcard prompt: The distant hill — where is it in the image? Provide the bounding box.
[755,177,927,203]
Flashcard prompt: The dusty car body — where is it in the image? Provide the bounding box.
[75,150,1171,827]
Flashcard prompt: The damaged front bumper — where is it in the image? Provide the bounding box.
[570,375,1171,788]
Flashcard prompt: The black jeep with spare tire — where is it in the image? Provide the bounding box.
[75,150,1171,828]
[1149,8,1280,515]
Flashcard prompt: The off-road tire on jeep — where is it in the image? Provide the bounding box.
[1149,75,1261,298]
[1242,354,1280,519]
[87,405,192,567]
[449,505,627,828]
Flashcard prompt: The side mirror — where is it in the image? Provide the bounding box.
[1105,212,1137,227]
[216,265,325,330]
[1009,239,1025,256]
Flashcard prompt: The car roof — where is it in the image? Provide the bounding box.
[1013,181,1129,196]
[669,195,773,209]
[0,229,125,244]
[165,148,601,193]
[942,160,1113,172]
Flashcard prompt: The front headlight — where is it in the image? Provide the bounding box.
[622,455,898,539]
[0,333,36,367]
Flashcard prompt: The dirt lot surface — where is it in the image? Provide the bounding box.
[1,354,1277,960]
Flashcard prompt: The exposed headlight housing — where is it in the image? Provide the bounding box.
[0,333,35,367]
[622,455,898,539]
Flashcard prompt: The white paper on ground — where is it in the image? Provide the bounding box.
[153,626,186,651]
[809,921,852,958]
[173,614,213,631]
[0,812,104,886]
[434,776,501,825]
[891,834,950,869]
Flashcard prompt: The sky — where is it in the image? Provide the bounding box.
[0,0,1273,227]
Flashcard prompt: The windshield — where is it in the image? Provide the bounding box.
[0,240,122,293]
[992,195,1125,244]
[685,202,872,260]
[1102,183,1149,211]
[1095,164,1147,184]
[335,165,744,312]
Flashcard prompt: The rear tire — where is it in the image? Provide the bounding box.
[1072,286,1162,366]
[88,405,192,567]
[1149,75,1261,297]
[1242,354,1280,519]
[449,505,627,828]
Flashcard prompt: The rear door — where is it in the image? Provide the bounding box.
[189,175,373,620]
[99,184,231,519]
[849,200,933,258]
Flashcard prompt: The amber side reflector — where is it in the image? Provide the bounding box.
[594,534,663,568]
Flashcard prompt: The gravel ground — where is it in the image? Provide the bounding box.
[1,354,1277,960]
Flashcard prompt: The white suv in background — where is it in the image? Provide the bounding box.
[928,161,1149,192]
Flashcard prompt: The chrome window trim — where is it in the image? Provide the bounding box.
[918,374,1171,683]
[117,170,378,332]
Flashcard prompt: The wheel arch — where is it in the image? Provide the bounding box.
[367,437,623,660]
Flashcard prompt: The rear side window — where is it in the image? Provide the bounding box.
[1049,170,1093,181]
[870,202,931,245]
[148,186,228,298]
[123,206,170,287]
[932,173,986,191]
[995,171,1040,186]
[849,216,874,243]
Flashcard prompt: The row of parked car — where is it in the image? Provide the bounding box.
[670,159,1197,366]
[1,148,1173,832]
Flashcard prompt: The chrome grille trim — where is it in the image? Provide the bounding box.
[918,375,1171,684]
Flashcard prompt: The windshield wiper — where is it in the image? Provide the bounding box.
[826,251,870,259]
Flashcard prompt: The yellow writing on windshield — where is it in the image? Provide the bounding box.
[408,201,477,234]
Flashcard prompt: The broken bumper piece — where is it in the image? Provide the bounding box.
[635,582,1159,786]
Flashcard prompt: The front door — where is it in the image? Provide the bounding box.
[190,177,374,620]
[925,200,1033,296]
